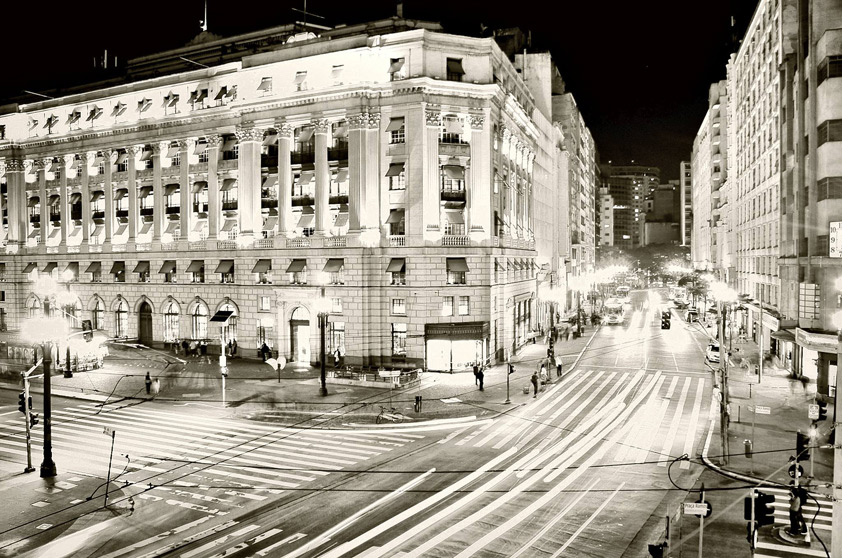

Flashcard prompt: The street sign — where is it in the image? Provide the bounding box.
[378,370,401,378]
[754,405,770,415]
[684,501,712,518]
[809,404,819,420]
[103,426,115,437]
[830,221,842,258]
[788,463,804,479]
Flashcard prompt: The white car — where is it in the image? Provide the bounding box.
[706,343,720,363]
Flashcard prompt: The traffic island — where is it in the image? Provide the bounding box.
[772,526,812,547]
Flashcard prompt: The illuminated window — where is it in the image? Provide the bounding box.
[393,298,406,315]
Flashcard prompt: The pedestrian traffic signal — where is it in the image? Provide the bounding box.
[756,491,775,526]
[648,543,666,558]
[18,392,26,414]
[818,400,828,421]
[29,413,39,428]
[508,363,515,375]
[661,317,671,329]
[796,430,810,461]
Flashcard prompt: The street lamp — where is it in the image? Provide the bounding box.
[313,288,331,397]
[21,317,69,478]
[709,281,737,466]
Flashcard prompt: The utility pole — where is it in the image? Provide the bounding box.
[719,302,730,465]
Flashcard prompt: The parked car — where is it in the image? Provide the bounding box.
[706,343,720,363]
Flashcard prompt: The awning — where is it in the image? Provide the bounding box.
[85,262,101,273]
[389,58,405,73]
[286,259,306,273]
[215,260,234,274]
[386,117,405,132]
[48,194,60,205]
[62,262,79,276]
[221,178,237,191]
[446,257,469,272]
[214,86,228,101]
[386,258,405,273]
[387,209,405,223]
[90,190,104,202]
[139,222,153,234]
[138,186,153,198]
[43,262,57,273]
[770,329,796,342]
[49,228,61,238]
[164,221,179,234]
[335,168,348,182]
[70,193,82,204]
[28,197,39,207]
[445,211,465,224]
[297,128,314,143]
[193,142,208,155]
[115,153,128,165]
[323,258,344,272]
[252,259,272,273]
[23,263,37,273]
[28,228,40,238]
[386,162,405,177]
[210,310,235,324]
[443,165,465,180]
[297,213,314,228]
[293,71,307,84]
[92,224,104,237]
[221,220,237,232]
[446,58,464,75]
[193,220,207,232]
[110,261,125,274]
[333,213,349,227]
[115,224,127,236]
[114,188,128,200]
[166,145,180,158]
[257,77,273,91]
[263,216,278,231]
[140,149,153,161]
[192,181,207,194]
[159,260,176,274]
[222,138,237,152]
[331,65,344,78]
[139,97,153,112]
[333,125,348,138]
[444,117,463,134]
[186,260,205,273]
[195,89,207,103]
[164,184,179,196]
[298,171,314,185]
[263,175,277,189]
[262,133,278,146]
[133,261,150,273]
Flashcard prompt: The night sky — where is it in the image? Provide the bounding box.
[2,0,759,180]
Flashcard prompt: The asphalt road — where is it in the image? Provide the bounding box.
[0,288,724,557]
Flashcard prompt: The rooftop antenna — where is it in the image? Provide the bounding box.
[291,0,325,29]
[200,0,208,32]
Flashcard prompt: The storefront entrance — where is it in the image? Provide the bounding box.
[290,307,311,364]
[425,322,490,372]
[138,302,153,346]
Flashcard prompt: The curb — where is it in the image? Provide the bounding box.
[0,381,144,403]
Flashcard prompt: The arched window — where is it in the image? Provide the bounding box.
[115,299,128,338]
[192,303,208,340]
[93,299,105,330]
[65,301,81,329]
[27,298,41,318]
[218,303,238,344]
[163,301,179,342]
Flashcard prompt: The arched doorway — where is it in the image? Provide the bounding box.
[290,307,311,363]
[138,302,153,346]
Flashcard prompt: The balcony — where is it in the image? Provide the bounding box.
[328,146,348,161]
[291,151,315,165]
[140,207,154,217]
[389,235,406,247]
[438,143,470,157]
[222,200,238,211]
[325,236,347,248]
[166,206,180,215]
[261,198,278,209]
[292,195,314,207]
[329,194,349,205]
[441,188,466,203]
[288,237,310,248]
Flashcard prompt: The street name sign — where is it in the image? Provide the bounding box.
[754,405,770,415]
[103,426,115,437]
[684,502,712,518]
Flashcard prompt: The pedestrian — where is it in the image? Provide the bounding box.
[333,347,340,368]
[789,487,803,535]
[181,339,189,355]
[231,339,238,356]
[145,372,152,395]
[531,371,539,397]
[473,363,479,386]
[477,367,485,391]
[261,342,270,362]
[540,365,548,386]
[152,378,160,395]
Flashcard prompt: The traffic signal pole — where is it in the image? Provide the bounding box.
[833,330,842,558]
[22,377,34,474]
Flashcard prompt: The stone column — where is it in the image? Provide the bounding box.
[36,159,48,246]
[362,112,381,233]
[206,135,222,240]
[5,159,25,245]
[313,118,330,235]
[178,139,194,240]
[347,113,366,233]
[103,149,115,245]
[469,111,491,242]
[277,122,294,236]
[127,145,142,243]
[81,152,94,245]
[60,155,72,247]
[423,108,442,242]
[152,142,165,242]
[235,125,263,239]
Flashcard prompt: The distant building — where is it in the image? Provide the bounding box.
[601,163,660,248]
[679,161,692,247]
[598,187,613,247]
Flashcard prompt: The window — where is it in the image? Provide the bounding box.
[0,291,4,302]
[387,258,406,285]
[332,297,343,313]
[115,299,128,338]
[257,76,273,95]
[442,296,453,317]
[294,71,308,92]
[329,321,345,355]
[388,209,406,236]
[391,323,407,356]
[324,259,345,285]
[287,259,307,285]
[446,258,468,285]
[446,57,465,82]
[253,259,272,284]
[218,303,238,346]
[817,120,842,147]
[163,302,179,342]
[259,295,271,312]
[387,117,405,143]
[387,162,406,190]
[0,308,6,332]
[160,260,177,283]
[458,296,470,316]
[817,55,842,86]
[389,57,406,81]
[217,260,235,283]
[392,298,406,315]
[93,299,104,330]
[192,304,208,340]
[28,298,41,318]
[189,261,205,284]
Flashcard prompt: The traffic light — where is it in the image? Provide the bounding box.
[661,312,671,329]
[796,430,810,461]
[756,491,775,526]
[648,543,666,558]
[17,392,26,414]
[508,363,515,375]
[82,319,93,342]
[29,413,39,428]
[818,400,828,421]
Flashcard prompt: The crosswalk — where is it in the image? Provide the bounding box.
[754,486,834,557]
[0,402,424,512]
[439,368,708,470]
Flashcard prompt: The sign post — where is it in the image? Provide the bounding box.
[103,426,116,506]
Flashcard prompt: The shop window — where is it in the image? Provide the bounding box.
[93,300,104,330]
[391,323,407,356]
[392,298,406,315]
[329,322,345,355]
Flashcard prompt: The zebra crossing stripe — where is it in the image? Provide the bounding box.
[755,541,827,556]
[657,377,692,466]
[614,375,665,463]
[679,379,706,469]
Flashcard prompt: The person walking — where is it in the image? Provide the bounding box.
[789,487,807,535]
[231,339,238,356]
[531,371,539,397]
[473,363,480,386]
[145,372,152,395]
[555,356,563,379]
[477,367,485,391]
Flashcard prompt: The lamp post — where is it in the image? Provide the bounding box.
[831,307,842,556]
[315,287,330,397]
[710,282,737,466]
[21,317,69,478]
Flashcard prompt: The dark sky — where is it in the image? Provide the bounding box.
[2,0,758,180]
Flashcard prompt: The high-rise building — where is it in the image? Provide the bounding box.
[680,160,692,246]
[0,17,567,372]
[601,163,660,249]
[598,187,614,247]
[778,0,842,383]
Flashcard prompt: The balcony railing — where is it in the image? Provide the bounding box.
[442,235,470,246]
[288,237,310,248]
[326,236,346,248]
[254,238,274,249]
[389,235,406,247]
[218,240,238,250]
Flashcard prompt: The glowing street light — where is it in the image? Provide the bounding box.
[313,288,332,397]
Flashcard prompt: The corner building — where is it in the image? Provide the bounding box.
[0,19,548,371]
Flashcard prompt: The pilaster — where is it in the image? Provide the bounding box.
[469,110,491,242]
[277,122,294,236]
[36,159,48,246]
[81,152,94,245]
[5,159,25,244]
[178,139,194,241]
[206,135,222,240]
[235,125,263,239]
[313,118,330,235]
[152,143,165,242]
[60,155,73,247]
[103,149,115,245]
[423,107,442,242]
[126,145,142,243]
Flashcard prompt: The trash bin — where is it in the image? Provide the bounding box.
[744,439,752,458]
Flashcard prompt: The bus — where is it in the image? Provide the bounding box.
[615,285,631,303]
[604,300,625,324]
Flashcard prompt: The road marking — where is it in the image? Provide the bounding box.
[181,524,261,558]
[630,376,675,463]
[549,483,625,557]
[614,376,665,463]
[657,377,692,466]
[249,533,307,557]
[679,379,706,469]
[754,541,827,556]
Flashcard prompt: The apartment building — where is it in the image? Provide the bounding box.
[601,163,660,249]
[680,160,692,247]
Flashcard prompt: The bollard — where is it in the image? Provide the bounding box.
[744,439,752,458]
